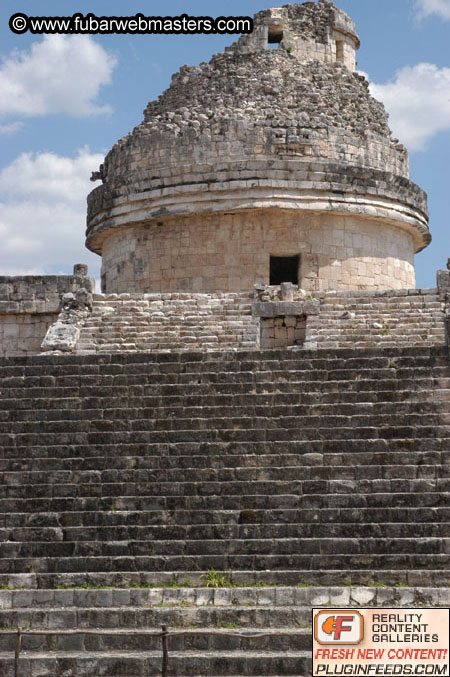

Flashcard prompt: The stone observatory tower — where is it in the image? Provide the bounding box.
[86,0,430,294]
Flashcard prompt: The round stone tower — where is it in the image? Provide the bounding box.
[86,0,430,294]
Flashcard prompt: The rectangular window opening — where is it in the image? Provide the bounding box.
[336,40,344,62]
[270,255,300,286]
[268,25,283,48]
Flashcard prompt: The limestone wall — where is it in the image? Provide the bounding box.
[0,267,94,357]
[100,211,415,294]
[0,313,57,358]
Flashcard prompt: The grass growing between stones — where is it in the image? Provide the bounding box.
[216,620,240,629]
[203,568,233,588]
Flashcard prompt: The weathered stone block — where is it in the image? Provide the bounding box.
[41,323,80,352]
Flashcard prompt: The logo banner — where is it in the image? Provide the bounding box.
[312,608,449,676]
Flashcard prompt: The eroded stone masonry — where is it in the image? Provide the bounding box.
[86,0,428,295]
[1,0,445,357]
[1,3,450,676]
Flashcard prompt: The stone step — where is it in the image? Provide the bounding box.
[0,605,313,630]
[315,341,446,349]
[4,378,450,404]
[1,453,446,473]
[3,400,448,422]
[0,490,448,513]
[313,337,446,346]
[3,388,450,413]
[315,320,445,327]
[79,340,258,350]
[3,349,449,371]
[2,585,449,611]
[313,315,444,323]
[0,584,450,604]
[2,520,448,543]
[3,359,449,379]
[314,338,445,347]
[4,386,450,413]
[2,476,448,500]
[1,535,448,559]
[3,352,449,374]
[4,419,448,438]
[2,418,449,437]
[317,308,443,314]
[2,464,448,487]
[316,304,443,311]
[3,441,449,462]
[0,649,311,676]
[0,627,311,652]
[315,290,440,301]
[2,568,449,589]
[3,506,450,529]
[4,366,449,384]
[5,392,450,410]
[6,343,449,363]
[82,326,257,333]
[4,428,449,451]
[314,325,445,332]
[2,552,449,575]
[4,378,450,400]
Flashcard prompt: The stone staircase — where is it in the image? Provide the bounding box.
[75,293,257,353]
[69,288,448,355]
[307,288,446,349]
[1,346,450,675]
[60,287,448,357]
[1,586,449,676]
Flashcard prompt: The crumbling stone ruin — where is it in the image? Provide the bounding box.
[0,2,449,675]
[87,0,428,295]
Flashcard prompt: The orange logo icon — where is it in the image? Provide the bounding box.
[322,615,355,640]
[314,610,364,645]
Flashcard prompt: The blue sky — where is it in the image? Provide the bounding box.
[0,0,449,288]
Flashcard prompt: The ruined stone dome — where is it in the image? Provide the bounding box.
[87,0,430,294]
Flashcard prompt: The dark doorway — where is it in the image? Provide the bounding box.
[270,255,300,285]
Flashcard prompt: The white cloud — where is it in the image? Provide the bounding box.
[0,148,102,279]
[0,121,24,135]
[415,0,450,19]
[369,63,450,151]
[0,35,116,122]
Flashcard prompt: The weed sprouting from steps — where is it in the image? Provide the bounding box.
[216,620,240,629]
[204,568,233,588]
[368,582,389,588]
[154,601,196,608]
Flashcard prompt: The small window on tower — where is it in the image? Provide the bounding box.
[270,255,300,286]
[268,24,283,49]
[336,40,344,63]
